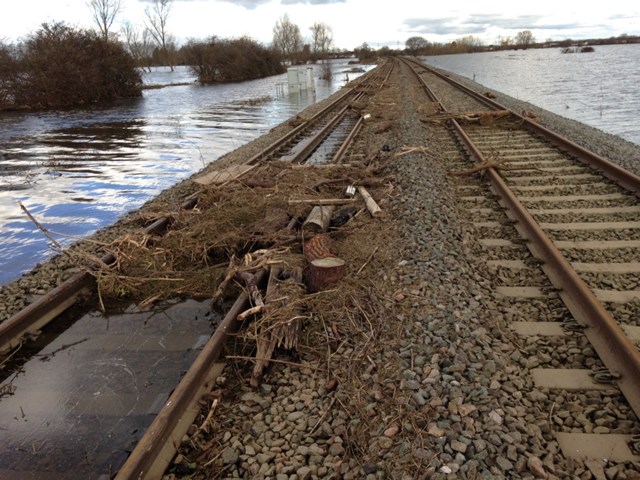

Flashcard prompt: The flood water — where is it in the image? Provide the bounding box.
[0,60,371,286]
[422,43,640,145]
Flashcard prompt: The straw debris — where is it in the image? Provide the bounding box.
[94,158,395,380]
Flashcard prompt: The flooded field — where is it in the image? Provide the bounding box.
[422,43,640,145]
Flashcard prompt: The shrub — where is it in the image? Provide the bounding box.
[183,36,285,84]
[0,41,20,109]
[0,22,142,110]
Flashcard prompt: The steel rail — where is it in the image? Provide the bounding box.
[450,120,640,419]
[246,62,389,166]
[285,104,354,163]
[113,65,395,478]
[406,57,640,195]
[401,56,640,420]
[114,271,264,480]
[332,116,364,164]
[245,87,354,165]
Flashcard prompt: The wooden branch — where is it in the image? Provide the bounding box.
[393,146,429,158]
[19,201,63,250]
[311,176,387,190]
[448,160,532,177]
[291,163,355,169]
[356,246,379,275]
[311,176,354,189]
[357,186,383,217]
[236,305,266,322]
[236,270,265,307]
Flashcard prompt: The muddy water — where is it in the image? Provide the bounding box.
[0,60,371,285]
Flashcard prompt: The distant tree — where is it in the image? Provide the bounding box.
[145,0,174,70]
[515,30,535,46]
[272,14,302,63]
[498,36,513,48]
[405,36,429,55]
[354,42,375,62]
[378,45,394,57]
[122,21,154,71]
[87,0,122,41]
[446,35,483,53]
[309,22,333,60]
[0,41,18,109]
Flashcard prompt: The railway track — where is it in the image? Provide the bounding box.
[401,56,640,462]
[0,61,393,479]
[3,54,640,478]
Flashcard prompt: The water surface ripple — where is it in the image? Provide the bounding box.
[422,44,640,145]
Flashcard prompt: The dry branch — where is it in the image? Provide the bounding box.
[250,265,305,386]
[358,186,383,217]
[449,159,537,177]
[393,146,429,158]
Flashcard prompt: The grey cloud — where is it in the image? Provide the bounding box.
[404,14,584,36]
[403,17,483,36]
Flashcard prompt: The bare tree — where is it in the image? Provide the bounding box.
[498,36,514,48]
[122,21,154,71]
[453,35,484,53]
[515,30,535,46]
[272,14,302,63]
[310,22,333,60]
[88,0,122,41]
[145,0,174,70]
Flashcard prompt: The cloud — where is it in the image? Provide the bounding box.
[403,17,481,36]
[404,14,583,37]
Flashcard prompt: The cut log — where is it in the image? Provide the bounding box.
[304,233,334,261]
[357,186,383,217]
[306,257,346,293]
[303,205,335,234]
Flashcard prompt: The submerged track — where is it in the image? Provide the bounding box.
[0,62,393,480]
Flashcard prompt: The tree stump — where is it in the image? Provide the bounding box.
[306,257,346,293]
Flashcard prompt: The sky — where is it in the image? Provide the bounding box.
[0,0,638,50]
